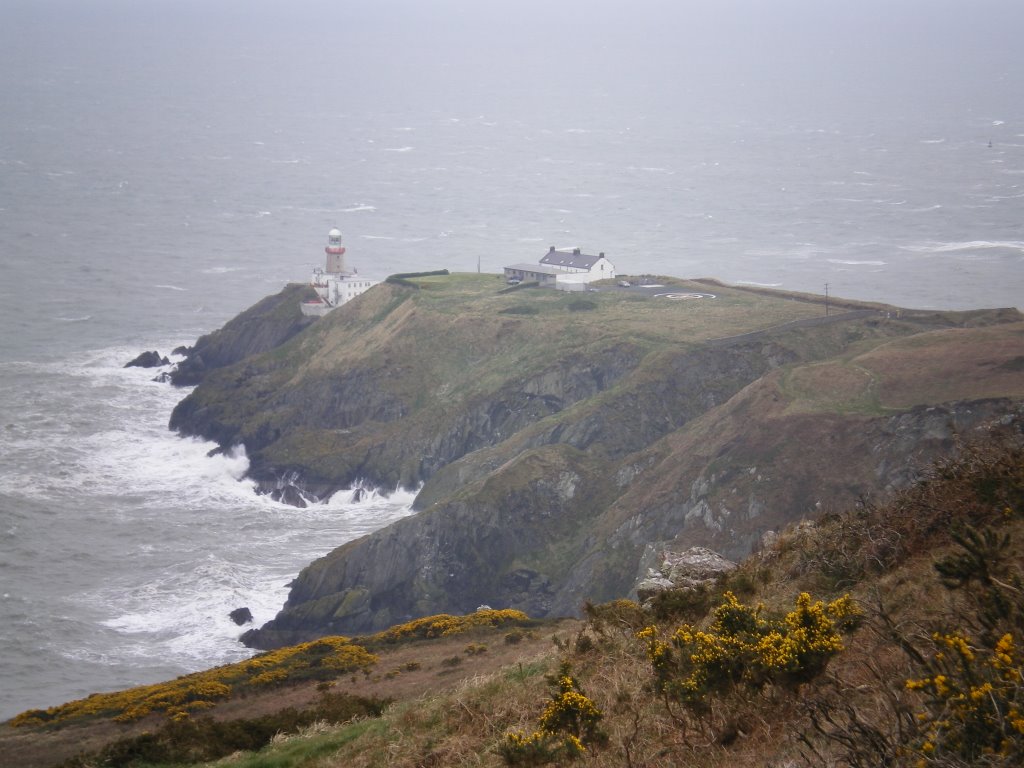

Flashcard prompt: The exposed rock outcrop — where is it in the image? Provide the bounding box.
[124,350,169,368]
[634,546,737,604]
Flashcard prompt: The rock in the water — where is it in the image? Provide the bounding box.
[230,607,254,626]
[125,350,170,368]
[635,546,737,603]
[152,371,173,383]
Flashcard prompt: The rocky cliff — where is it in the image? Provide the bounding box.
[170,283,318,387]
[165,273,1024,648]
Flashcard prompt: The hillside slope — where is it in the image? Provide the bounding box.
[6,429,1023,768]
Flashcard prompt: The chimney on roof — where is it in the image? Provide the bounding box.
[573,248,581,255]
[599,252,605,258]
[548,246,555,253]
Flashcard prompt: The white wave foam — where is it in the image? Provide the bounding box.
[154,284,187,291]
[920,138,946,144]
[56,315,92,323]
[324,484,419,510]
[736,281,783,287]
[12,345,419,677]
[201,266,243,274]
[341,204,376,212]
[827,259,886,266]
[900,240,1024,255]
[384,146,414,152]
[80,486,417,669]
[360,235,395,240]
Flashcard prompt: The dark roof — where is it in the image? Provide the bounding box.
[539,247,605,270]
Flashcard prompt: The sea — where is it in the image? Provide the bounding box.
[1,0,1023,721]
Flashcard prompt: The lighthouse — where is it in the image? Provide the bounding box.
[325,228,346,273]
[301,228,377,317]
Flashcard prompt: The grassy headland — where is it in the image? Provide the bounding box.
[163,273,1024,644]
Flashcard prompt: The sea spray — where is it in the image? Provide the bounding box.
[0,344,416,720]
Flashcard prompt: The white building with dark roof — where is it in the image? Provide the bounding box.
[504,246,616,290]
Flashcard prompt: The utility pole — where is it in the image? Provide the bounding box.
[824,282,830,317]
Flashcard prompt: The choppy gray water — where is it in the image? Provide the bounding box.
[1,0,1022,720]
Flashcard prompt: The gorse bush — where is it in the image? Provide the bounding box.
[361,609,531,646]
[902,520,1024,765]
[13,636,378,726]
[639,592,859,715]
[906,630,1024,764]
[244,636,378,686]
[500,664,607,765]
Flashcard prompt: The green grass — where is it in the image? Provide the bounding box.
[504,659,550,683]
[202,719,385,768]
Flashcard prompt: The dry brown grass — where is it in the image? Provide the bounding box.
[857,321,1024,407]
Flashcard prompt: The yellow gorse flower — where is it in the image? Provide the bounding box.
[639,591,859,709]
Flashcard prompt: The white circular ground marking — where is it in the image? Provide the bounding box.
[653,292,717,300]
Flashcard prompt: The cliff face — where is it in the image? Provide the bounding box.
[169,283,318,387]
[242,399,1022,648]
[166,273,1024,648]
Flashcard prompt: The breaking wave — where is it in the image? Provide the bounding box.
[0,345,416,718]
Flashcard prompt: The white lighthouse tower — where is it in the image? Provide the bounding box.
[301,228,377,317]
